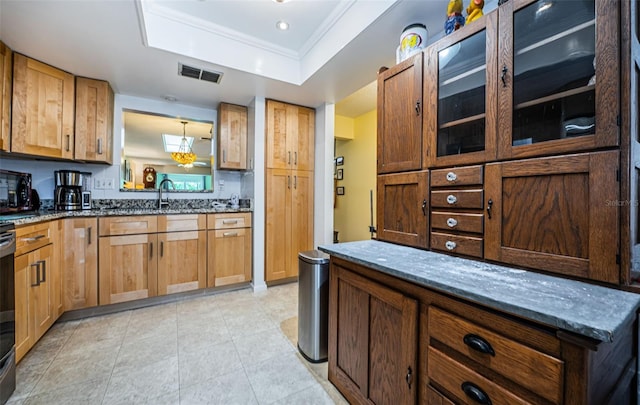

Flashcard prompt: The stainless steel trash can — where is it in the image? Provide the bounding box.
[297,250,330,363]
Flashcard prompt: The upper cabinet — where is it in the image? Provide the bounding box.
[74,77,114,164]
[496,0,618,160]
[217,102,248,170]
[11,53,75,159]
[0,41,11,153]
[425,12,498,167]
[377,53,424,173]
[266,100,315,171]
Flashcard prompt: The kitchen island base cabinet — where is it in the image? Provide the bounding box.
[328,260,418,405]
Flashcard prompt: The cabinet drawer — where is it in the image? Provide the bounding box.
[212,228,249,239]
[431,190,483,209]
[157,214,206,232]
[207,213,251,229]
[431,232,483,258]
[99,216,158,236]
[432,212,483,234]
[16,222,51,256]
[428,347,532,405]
[431,165,483,187]
[429,307,563,404]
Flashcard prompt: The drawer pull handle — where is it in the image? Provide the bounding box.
[446,195,457,205]
[222,219,238,224]
[445,241,457,251]
[461,381,492,405]
[25,235,46,243]
[223,232,238,237]
[446,218,458,228]
[446,172,457,182]
[463,334,496,356]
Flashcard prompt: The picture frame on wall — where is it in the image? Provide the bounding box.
[336,169,343,180]
[336,186,345,195]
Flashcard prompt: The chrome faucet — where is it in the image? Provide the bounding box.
[158,178,175,209]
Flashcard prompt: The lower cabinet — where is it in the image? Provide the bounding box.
[328,259,418,405]
[61,218,98,310]
[207,213,252,287]
[15,222,57,362]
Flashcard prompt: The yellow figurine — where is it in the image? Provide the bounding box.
[444,0,465,35]
[466,0,484,24]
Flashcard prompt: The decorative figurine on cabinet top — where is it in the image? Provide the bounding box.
[466,0,484,24]
[444,0,465,35]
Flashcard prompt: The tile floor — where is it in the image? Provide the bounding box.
[7,283,348,404]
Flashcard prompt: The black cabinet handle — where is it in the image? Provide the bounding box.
[415,100,421,115]
[462,382,492,405]
[87,227,92,245]
[422,199,427,216]
[405,366,412,389]
[160,241,164,258]
[463,333,495,356]
[486,199,493,219]
[39,260,46,283]
[501,66,508,88]
[149,242,153,258]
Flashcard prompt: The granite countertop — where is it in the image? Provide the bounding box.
[318,240,640,343]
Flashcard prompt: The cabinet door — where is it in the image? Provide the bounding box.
[497,0,618,160]
[328,262,418,405]
[485,151,619,283]
[30,244,54,341]
[11,53,75,159]
[266,100,290,169]
[292,105,315,171]
[15,251,34,362]
[207,228,252,287]
[265,168,291,281]
[377,171,429,249]
[425,11,498,167]
[75,77,114,163]
[157,230,206,294]
[62,218,98,310]
[290,170,314,278]
[218,102,247,170]
[266,100,315,171]
[0,41,11,152]
[98,234,158,304]
[377,53,424,174]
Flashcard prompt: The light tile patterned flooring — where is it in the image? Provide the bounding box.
[7,283,347,404]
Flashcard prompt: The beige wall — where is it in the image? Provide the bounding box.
[334,110,377,242]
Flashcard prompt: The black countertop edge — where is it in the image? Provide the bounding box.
[318,240,640,343]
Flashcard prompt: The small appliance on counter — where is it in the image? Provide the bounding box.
[0,170,32,214]
[54,170,91,211]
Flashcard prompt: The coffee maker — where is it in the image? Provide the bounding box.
[54,170,91,211]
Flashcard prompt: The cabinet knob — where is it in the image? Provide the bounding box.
[501,65,508,88]
[445,241,457,251]
[446,194,457,205]
[446,218,458,228]
[405,366,413,389]
[446,172,457,182]
[422,199,427,216]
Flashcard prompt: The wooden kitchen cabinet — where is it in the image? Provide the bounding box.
[74,77,114,164]
[61,218,98,310]
[485,151,619,284]
[265,168,313,282]
[11,53,75,159]
[207,213,252,287]
[217,102,248,170]
[98,216,158,305]
[157,214,207,295]
[266,99,315,171]
[328,259,418,405]
[0,41,11,152]
[377,53,424,174]
[376,170,429,249]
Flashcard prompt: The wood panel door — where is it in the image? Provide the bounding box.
[218,102,248,170]
[157,230,206,295]
[485,150,619,284]
[14,251,34,362]
[266,99,315,170]
[30,244,54,341]
[328,261,418,405]
[98,233,158,304]
[62,218,98,310]
[208,227,252,287]
[377,171,429,249]
[0,41,11,152]
[290,170,314,278]
[265,168,291,281]
[292,106,315,171]
[11,53,75,159]
[377,53,424,174]
[74,77,114,163]
[266,100,290,169]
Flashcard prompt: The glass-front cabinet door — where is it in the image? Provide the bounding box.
[426,11,497,167]
[497,0,618,159]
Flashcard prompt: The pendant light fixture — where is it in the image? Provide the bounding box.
[171,121,197,166]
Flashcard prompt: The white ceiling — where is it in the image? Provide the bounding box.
[0,0,453,117]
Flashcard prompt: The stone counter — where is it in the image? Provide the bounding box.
[318,240,640,343]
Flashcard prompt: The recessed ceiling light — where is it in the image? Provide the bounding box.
[276,20,289,31]
[273,0,289,3]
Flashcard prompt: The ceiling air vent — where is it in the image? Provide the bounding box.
[178,63,223,84]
